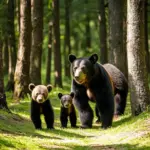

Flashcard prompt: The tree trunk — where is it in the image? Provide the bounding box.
[85,8,91,52]
[108,0,127,77]
[45,21,53,84]
[52,0,62,88]
[30,0,43,84]
[123,0,128,79]
[16,0,20,33]
[127,0,149,115]
[64,0,71,78]
[3,37,8,75]
[0,39,10,111]
[13,0,31,101]
[98,0,108,64]
[6,0,16,91]
[143,1,150,73]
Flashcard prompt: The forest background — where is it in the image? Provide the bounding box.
[0,0,150,149]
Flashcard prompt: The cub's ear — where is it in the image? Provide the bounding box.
[89,54,98,64]
[47,84,52,92]
[28,83,35,91]
[70,92,74,98]
[58,93,63,99]
[69,54,76,63]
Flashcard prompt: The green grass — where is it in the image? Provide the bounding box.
[0,88,150,150]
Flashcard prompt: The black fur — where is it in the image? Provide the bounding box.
[31,99,54,129]
[69,54,114,129]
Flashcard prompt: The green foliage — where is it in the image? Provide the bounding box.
[0,0,7,39]
[1,84,150,149]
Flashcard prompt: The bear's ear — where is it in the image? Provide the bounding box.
[47,84,52,92]
[89,54,98,64]
[58,93,63,99]
[70,92,74,98]
[69,54,76,63]
[28,83,35,91]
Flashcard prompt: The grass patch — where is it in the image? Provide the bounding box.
[0,88,150,150]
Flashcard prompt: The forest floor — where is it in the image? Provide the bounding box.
[0,88,150,150]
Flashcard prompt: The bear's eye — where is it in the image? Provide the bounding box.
[81,66,86,73]
[36,93,39,96]
[42,93,45,96]
[73,67,77,71]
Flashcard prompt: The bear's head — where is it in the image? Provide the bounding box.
[68,54,98,84]
[58,92,74,108]
[28,83,52,103]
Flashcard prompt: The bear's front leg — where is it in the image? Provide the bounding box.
[96,91,114,129]
[95,105,101,123]
[31,114,42,129]
[69,107,77,128]
[74,96,93,128]
[43,101,54,129]
[60,110,68,128]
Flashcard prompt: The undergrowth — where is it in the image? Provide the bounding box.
[0,87,150,150]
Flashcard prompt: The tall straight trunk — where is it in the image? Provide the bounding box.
[64,0,71,77]
[6,0,16,91]
[98,0,108,64]
[13,0,31,101]
[46,21,53,84]
[0,39,9,111]
[3,37,8,75]
[30,0,43,84]
[108,0,127,77]
[123,0,128,79]
[85,14,91,52]
[144,1,150,73]
[127,0,149,115]
[53,0,62,88]
[16,0,20,33]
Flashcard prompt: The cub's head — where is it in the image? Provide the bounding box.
[58,92,74,108]
[28,83,52,103]
[68,54,98,84]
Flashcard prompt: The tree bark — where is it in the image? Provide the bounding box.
[3,37,8,75]
[108,0,127,77]
[6,0,16,91]
[127,0,149,115]
[85,0,91,53]
[0,39,10,111]
[46,21,53,84]
[13,0,31,101]
[143,1,150,73]
[64,0,71,78]
[30,0,43,84]
[53,0,62,88]
[98,0,108,64]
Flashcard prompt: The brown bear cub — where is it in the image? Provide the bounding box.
[58,92,77,128]
[28,83,54,129]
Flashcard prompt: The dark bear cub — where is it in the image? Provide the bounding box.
[58,92,77,128]
[28,83,54,129]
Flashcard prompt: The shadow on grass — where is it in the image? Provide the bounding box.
[39,143,150,150]
[0,139,15,149]
[87,143,150,150]
[42,128,87,138]
[112,115,133,127]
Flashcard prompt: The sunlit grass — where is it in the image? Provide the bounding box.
[0,83,150,150]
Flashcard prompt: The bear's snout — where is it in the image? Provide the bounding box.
[37,95,45,103]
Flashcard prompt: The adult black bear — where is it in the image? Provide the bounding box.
[69,54,114,129]
[95,64,128,123]
[28,83,54,129]
[58,92,77,128]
